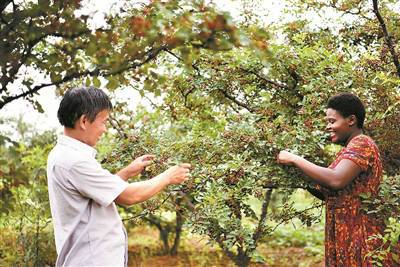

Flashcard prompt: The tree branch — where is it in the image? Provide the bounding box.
[170,198,184,255]
[143,214,163,230]
[0,0,12,14]
[108,114,128,139]
[330,1,371,19]
[271,203,324,233]
[0,1,92,93]
[122,192,172,222]
[0,45,167,109]
[240,67,289,89]
[252,188,273,244]
[0,28,94,93]
[372,0,400,77]
[164,49,201,75]
[176,191,195,210]
[215,235,237,262]
[217,89,256,113]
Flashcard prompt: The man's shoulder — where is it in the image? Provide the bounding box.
[48,143,90,171]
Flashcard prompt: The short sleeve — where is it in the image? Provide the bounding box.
[340,137,373,172]
[68,159,128,207]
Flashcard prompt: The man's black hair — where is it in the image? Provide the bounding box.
[327,92,365,128]
[57,87,113,128]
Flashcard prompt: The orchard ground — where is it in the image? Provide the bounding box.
[127,226,324,267]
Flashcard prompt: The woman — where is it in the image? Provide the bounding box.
[277,92,396,266]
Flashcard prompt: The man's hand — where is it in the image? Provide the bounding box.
[162,163,191,185]
[117,154,155,180]
[115,163,192,205]
[129,154,156,176]
[277,150,298,165]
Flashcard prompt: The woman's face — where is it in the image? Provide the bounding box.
[325,108,353,144]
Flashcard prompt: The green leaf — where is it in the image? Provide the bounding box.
[50,72,61,83]
[106,76,119,90]
[34,101,44,113]
[93,76,101,88]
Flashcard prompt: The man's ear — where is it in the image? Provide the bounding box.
[77,114,88,130]
[347,114,357,127]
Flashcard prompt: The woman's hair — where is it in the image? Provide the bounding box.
[327,92,365,128]
[57,87,113,128]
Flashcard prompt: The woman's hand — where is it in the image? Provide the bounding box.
[277,150,298,165]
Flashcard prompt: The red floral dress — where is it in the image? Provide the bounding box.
[317,135,398,266]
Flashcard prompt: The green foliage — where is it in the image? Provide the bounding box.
[0,185,55,266]
[100,1,400,265]
[364,218,400,266]
[1,0,400,266]
[361,175,400,219]
[268,225,324,252]
[0,0,248,109]
[103,105,326,266]
[361,175,400,265]
[0,119,56,266]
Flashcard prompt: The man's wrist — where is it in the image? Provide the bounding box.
[117,168,130,180]
[155,172,171,186]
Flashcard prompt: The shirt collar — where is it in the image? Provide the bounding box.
[57,135,97,158]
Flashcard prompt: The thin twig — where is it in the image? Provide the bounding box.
[372,0,400,77]
[240,67,289,89]
[0,45,167,109]
[164,49,201,75]
[271,203,324,233]
[108,113,128,139]
[122,192,172,222]
[218,88,255,113]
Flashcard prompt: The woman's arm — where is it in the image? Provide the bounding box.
[277,151,361,190]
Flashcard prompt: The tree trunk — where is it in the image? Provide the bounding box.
[234,254,250,267]
[170,209,184,255]
[143,215,172,255]
[159,228,170,254]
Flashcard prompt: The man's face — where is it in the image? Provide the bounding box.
[85,110,109,147]
[325,108,352,144]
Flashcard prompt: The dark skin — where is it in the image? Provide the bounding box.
[277,108,363,190]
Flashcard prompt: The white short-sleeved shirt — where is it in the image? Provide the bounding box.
[47,135,129,267]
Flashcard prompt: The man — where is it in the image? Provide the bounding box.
[47,87,191,267]
[277,92,395,266]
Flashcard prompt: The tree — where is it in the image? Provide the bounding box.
[102,117,191,256]
[287,0,400,173]
[104,100,325,265]
[0,0,243,110]
[0,118,56,265]
[102,1,399,265]
[2,0,399,266]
